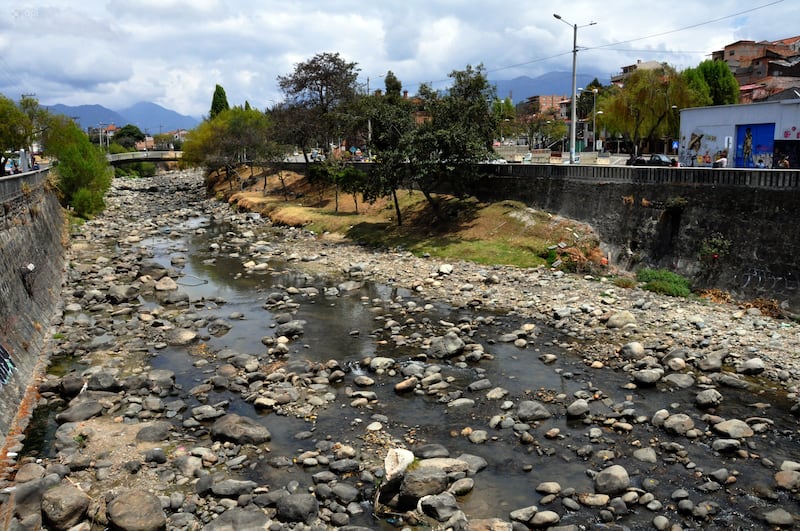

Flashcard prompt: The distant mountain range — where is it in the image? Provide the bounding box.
[46,101,200,134]
[44,70,605,134]
[491,70,607,104]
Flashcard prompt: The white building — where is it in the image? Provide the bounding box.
[678,97,800,168]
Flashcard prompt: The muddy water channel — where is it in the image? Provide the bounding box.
[18,175,800,530]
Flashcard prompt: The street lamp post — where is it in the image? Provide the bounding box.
[596,110,604,151]
[591,88,598,151]
[554,14,596,164]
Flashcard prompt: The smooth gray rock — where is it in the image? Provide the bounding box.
[517,400,552,421]
[275,492,319,524]
[41,484,90,530]
[210,413,271,444]
[420,492,460,521]
[106,490,166,531]
[401,466,449,499]
[594,464,630,495]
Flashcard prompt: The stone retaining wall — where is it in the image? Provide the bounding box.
[0,174,65,457]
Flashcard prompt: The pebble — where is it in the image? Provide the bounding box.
[7,170,800,531]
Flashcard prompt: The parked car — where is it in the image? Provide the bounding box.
[630,153,678,167]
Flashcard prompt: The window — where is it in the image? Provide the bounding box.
[729,50,735,56]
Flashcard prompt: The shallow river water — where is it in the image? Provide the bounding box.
[25,210,800,530]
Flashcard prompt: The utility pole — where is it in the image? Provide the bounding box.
[553,14,596,164]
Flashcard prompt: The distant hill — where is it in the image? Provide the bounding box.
[491,71,608,104]
[47,104,127,130]
[46,102,200,133]
[118,101,200,134]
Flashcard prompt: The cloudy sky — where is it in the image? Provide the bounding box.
[0,0,794,118]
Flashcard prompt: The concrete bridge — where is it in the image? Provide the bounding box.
[106,151,183,165]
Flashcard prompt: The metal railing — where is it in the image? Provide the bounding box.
[106,151,183,163]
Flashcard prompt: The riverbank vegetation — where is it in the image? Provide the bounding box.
[0,94,112,218]
[210,166,606,272]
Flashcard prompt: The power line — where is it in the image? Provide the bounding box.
[406,0,783,90]
[589,0,784,50]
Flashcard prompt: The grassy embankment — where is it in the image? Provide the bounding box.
[209,165,606,273]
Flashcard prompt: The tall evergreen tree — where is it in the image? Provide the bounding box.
[209,84,230,120]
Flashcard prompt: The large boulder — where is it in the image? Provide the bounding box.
[106,490,166,531]
[428,332,466,359]
[41,484,90,530]
[275,492,319,524]
[210,413,271,444]
[594,464,630,495]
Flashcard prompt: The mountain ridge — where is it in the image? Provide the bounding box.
[46,69,608,133]
[46,102,200,134]
[491,70,607,104]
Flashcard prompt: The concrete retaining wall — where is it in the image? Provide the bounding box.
[474,164,800,311]
[0,169,65,456]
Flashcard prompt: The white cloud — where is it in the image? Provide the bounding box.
[1,0,795,117]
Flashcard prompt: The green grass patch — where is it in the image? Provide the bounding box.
[636,268,692,297]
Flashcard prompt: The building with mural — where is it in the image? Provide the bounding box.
[678,98,800,169]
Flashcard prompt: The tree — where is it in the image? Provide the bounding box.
[43,114,112,218]
[113,124,146,150]
[407,64,496,221]
[361,71,416,225]
[681,68,712,108]
[600,65,695,155]
[18,94,48,154]
[277,52,361,160]
[0,95,31,175]
[182,106,276,188]
[209,84,230,120]
[690,59,739,105]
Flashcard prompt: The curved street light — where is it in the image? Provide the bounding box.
[553,14,596,164]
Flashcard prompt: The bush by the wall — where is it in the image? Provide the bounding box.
[636,268,692,297]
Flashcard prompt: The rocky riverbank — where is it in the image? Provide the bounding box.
[2,169,800,530]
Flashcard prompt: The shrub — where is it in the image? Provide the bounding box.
[636,268,692,297]
[70,187,105,218]
[612,276,636,289]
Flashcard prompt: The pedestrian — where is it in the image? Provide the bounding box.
[779,156,790,169]
[757,159,765,168]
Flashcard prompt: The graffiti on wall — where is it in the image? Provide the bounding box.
[0,342,15,386]
[736,267,800,295]
[681,130,728,167]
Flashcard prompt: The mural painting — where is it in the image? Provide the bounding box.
[735,123,775,168]
[682,130,727,167]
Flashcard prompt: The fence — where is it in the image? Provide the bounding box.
[0,167,50,203]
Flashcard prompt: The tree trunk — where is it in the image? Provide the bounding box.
[353,194,358,214]
[420,188,444,222]
[392,189,403,226]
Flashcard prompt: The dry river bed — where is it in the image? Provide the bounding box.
[2,169,800,531]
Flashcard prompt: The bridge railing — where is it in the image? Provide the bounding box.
[107,151,183,163]
[0,167,50,203]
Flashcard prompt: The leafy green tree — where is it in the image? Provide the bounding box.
[209,84,230,120]
[690,59,739,105]
[600,65,694,154]
[43,114,112,217]
[0,95,31,175]
[277,52,361,160]
[681,68,712,107]
[18,94,48,154]
[360,71,416,225]
[183,106,276,187]
[113,124,146,150]
[407,64,496,221]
